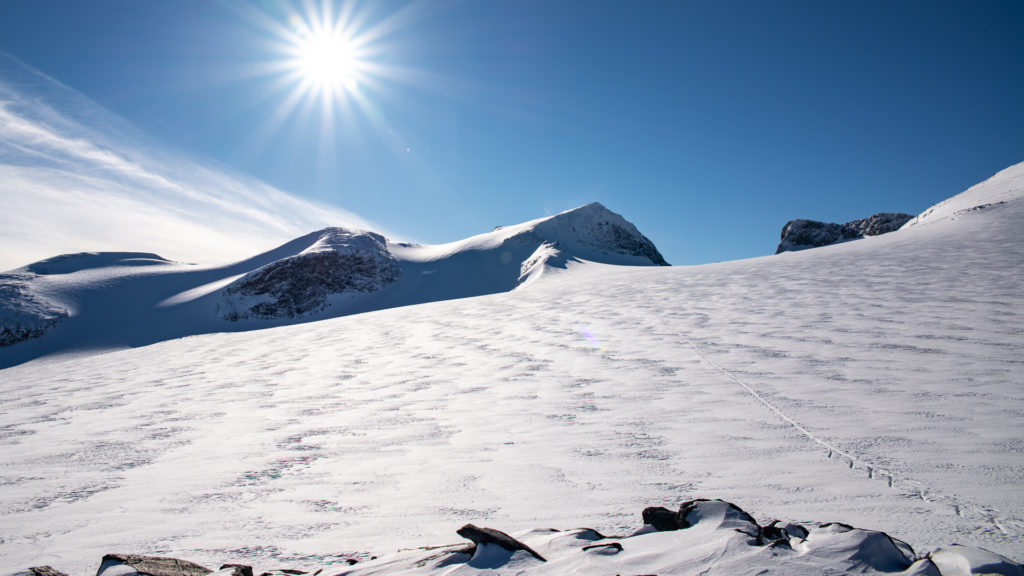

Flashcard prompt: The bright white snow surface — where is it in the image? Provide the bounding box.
[1,162,1023,574]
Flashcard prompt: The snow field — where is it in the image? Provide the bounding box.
[1,164,1022,574]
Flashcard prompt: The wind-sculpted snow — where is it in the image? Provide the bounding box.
[218,229,400,320]
[16,500,1024,575]
[0,253,174,347]
[0,162,1022,574]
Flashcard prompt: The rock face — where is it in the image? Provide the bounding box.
[776,212,914,254]
[0,274,69,347]
[219,229,400,321]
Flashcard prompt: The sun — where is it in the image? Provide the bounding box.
[243,0,425,160]
[296,31,362,92]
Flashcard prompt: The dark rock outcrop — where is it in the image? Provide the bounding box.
[220,229,400,321]
[776,212,914,254]
[643,499,761,534]
[642,506,681,531]
[456,524,547,562]
[8,568,70,576]
[97,553,212,576]
[0,274,69,347]
[219,565,254,576]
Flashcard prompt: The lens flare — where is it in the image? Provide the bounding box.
[578,325,606,353]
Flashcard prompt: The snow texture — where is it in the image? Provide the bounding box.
[0,161,1023,575]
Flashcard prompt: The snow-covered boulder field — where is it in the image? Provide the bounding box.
[776,212,914,253]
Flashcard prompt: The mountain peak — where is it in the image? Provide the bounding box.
[534,202,669,266]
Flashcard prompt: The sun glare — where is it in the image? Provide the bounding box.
[298,32,360,91]
[244,0,425,161]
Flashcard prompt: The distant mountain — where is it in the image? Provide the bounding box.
[0,202,667,365]
[775,212,914,254]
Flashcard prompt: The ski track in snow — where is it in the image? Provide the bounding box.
[640,287,1020,539]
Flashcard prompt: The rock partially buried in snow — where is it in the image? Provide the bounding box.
[0,273,70,347]
[96,553,213,576]
[219,229,400,320]
[775,212,914,253]
[456,524,547,563]
[4,568,70,576]
[15,499,1024,575]
[641,505,681,531]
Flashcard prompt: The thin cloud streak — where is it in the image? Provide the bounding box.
[0,53,383,272]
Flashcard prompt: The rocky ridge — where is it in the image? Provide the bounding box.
[218,229,400,321]
[776,212,914,254]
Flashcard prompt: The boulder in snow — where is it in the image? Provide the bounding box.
[456,524,547,562]
[96,553,212,576]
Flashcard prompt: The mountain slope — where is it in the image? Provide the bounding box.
[0,162,1022,574]
[0,202,667,368]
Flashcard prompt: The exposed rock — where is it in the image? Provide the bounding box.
[776,212,914,253]
[842,212,916,238]
[7,568,71,576]
[456,524,547,562]
[31,569,70,576]
[642,506,681,531]
[581,542,623,553]
[97,553,212,576]
[0,274,69,347]
[220,229,400,321]
[217,565,253,576]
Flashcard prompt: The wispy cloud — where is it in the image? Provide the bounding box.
[0,52,381,272]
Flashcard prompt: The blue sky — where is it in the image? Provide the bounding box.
[1,0,1022,266]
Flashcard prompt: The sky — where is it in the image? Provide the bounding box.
[0,0,1022,270]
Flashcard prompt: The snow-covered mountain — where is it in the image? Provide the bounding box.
[1,162,1023,576]
[0,202,667,368]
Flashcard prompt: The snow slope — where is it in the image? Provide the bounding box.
[0,162,1022,574]
[0,202,667,369]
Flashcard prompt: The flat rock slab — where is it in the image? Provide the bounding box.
[98,554,212,576]
[457,524,547,562]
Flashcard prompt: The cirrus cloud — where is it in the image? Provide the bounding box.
[0,52,382,272]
